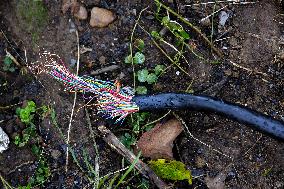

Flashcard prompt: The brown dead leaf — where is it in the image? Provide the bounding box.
[137,119,183,159]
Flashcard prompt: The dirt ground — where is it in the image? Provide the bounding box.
[0,0,284,188]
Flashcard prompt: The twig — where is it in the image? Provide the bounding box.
[200,5,228,24]
[65,29,80,172]
[0,102,23,109]
[228,60,268,77]
[173,112,233,160]
[155,0,223,58]
[98,125,169,189]
[5,50,22,68]
[130,7,149,89]
[138,24,191,77]
[90,65,120,75]
[184,0,258,7]
[141,110,171,130]
[85,107,100,188]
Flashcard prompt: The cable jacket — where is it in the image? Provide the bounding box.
[132,93,284,140]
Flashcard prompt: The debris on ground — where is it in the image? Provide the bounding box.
[137,119,183,159]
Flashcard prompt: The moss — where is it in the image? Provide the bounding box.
[16,0,48,43]
[148,159,192,184]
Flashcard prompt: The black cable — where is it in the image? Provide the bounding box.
[132,93,284,141]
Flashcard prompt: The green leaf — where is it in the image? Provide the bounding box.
[137,69,149,82]
[133,52,145,64]
[3,56,12,65]
[9,67,16,72]
[146,73,158,84]
[120,133,136,149]
[148,159,192,185]
[162,16,170,25]
[124,54,132,64]
[179,30,190,40]
[151,31,160,39]
[154,64,165,75]
[136,86,147,95]
[135,39,145,51]
[27,101,36,112]
[138,178,150,189]
[14,135,21,145]
[168,22,181,31]
[31,144,41,156]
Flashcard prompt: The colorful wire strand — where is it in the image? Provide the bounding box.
[32,52,139,122]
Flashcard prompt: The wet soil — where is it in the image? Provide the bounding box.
[0,0,284,188]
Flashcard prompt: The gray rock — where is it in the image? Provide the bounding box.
[0,127,10,153]
[219,11,230,27]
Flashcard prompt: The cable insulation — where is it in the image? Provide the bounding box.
[132,93,284,140]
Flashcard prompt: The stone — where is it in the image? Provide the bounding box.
[0,127,10,153]
[98,56,106,64]
[74,5,88,20]
[90,7,116,27]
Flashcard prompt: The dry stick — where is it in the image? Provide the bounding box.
[130,6,149,89]
[184,0,258,7]
[155,0,223,58]
[5,50,22,68]
[138,24,191,77]
[97,125,169,189]
[65,30,80,172]
[229,60,268,77]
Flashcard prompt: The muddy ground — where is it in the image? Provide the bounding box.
[0,0,284,188]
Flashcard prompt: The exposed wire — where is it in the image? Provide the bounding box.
[31,52,139,122]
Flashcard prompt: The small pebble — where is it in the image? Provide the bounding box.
[0,127,10,153]
[200,17,211,27]
[99,56,106,64]
[74,5,88,20]
[219,11,230,26]
[90,7,116,27]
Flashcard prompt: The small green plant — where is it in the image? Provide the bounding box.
[18,146,50,188]
[14,102,50,188]
[120,112,153,150]
[135,86,147,95]
[16,101,36,124]
[32,158,50,185]
[137,64,165,85]
[14,101,37,147]
[137,178,150,189]
[125,39,146,64]
[120,133,137,149]
[2,56,16,72]
[161,16,190,44]
[14,125,36,147]
[148,159,192,185]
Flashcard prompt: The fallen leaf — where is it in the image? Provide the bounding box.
[137,119,183,159]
